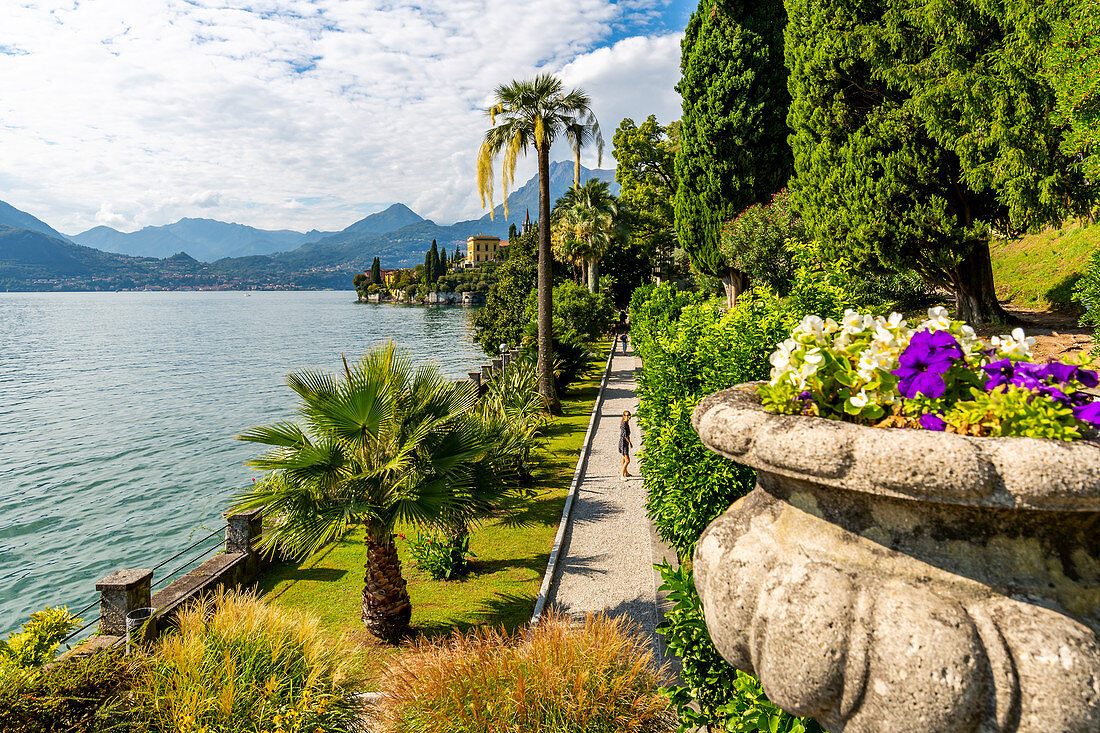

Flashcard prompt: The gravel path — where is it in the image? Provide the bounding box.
[547,342,676,659]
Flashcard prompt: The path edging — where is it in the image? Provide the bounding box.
[528,341,617,626]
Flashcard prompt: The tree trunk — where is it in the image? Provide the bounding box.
[588,256,599,294]
[948,240,1013,325]
[718,268,748,309]
[362,529,411,640]
[536,142,559,413]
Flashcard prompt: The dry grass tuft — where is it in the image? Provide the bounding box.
[374,610,674,733]
[115,588,367,732]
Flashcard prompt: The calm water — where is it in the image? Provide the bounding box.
[0,291,483,635]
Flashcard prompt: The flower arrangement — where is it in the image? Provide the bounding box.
[759,307,1100,440]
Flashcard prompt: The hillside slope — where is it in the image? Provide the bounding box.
[991,218,1100,311]
[0,200,71,242]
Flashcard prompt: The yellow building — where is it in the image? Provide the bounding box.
[466,235,501,265]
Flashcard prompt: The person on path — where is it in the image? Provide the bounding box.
[620,332,628,350]
[619,410,633,479]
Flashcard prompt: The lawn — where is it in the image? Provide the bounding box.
[256,342,612,684]
[991,218,1099,311]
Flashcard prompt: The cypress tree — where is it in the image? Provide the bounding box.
[370,256,382,286]
[429,239,440,283]
[674,0,791,307]
[423,249,432,284]
[508,222,519,241]
[785,0,1089,323]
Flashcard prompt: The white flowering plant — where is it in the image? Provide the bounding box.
[758,307,1100,440]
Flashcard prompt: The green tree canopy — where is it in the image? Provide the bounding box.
[786,0,1091,323]
[675,0,792,305]
[613,116,679,279]
[550,179,624,294]
[473,225,538,356]
[370,257,382,286]
[1045,1,1100,187]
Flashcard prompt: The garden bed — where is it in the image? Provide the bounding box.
[255,343,611,684]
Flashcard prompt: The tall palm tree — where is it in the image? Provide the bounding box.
[551,179,623,293]
[477,74,603,409]
[230,342,490,640]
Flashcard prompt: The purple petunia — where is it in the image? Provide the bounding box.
[1073,401,1100,427]
[982,358,1015,390]
[892,330,963,399]
[919,413,948,431]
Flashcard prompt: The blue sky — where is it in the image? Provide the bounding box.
[0,0,694,234]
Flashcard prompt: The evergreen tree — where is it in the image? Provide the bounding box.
[440,246,448,271]
[423,249,432,284]
[508,222,519,240]
[674,0,791,307]
[370,257,382,286]
[429,240,440,283]
[1045,1,1100,186]
[786,0,1090,324]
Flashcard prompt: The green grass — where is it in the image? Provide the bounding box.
[257,342,612,684]
[991,218,1100,311]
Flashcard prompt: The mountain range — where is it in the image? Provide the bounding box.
[0,161,617,291]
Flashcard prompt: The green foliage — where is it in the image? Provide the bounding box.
[531,280,616,343]
[0,650,136,733]
[944,385,1082,439]
[0,606,80,673]
[658,564,823,733]
[371,257,382,286]
[473,227,538,356]
[675,0,791,278]
[785,0,1090,320]
[613,115,679,291]
[719,190,802,295]
[113,590,365,733]
[376,611,674,733]
[1045,0,1100,185]
[353,272,368,299]
[1074,245,1100,339]
[408,531,469,581]
[550,180,624,293]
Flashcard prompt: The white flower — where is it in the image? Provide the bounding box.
[919,306,952,332]
[840,308,866,334]
[857,349,894,380]
[769,339,796,371]
[802,348,824,367]
[848,390,870,408]
[991,327,1036,358]
[794,315,825,340]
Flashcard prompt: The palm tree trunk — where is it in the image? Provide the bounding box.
[536,142,559,412]
[362,528,411,640]
[588,256,599,294]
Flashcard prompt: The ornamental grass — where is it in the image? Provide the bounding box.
[374,610,674,733]
[112,588,367,733]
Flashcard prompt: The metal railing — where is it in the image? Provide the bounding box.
[59,526,224,647]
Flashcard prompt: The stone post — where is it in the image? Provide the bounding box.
[481,364,492,382]
[510,348,520,362]
[468,371,482,390]
[95,569,153,636]
[491,357,503,373]
[225,507,263,555]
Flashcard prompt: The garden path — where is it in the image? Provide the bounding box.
[546,340,678,665]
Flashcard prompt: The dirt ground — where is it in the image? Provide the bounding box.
[972,306,1095,363]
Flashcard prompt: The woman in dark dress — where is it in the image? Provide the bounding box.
[619,410,633,479]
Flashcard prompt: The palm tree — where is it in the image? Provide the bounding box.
[551,180,622,294]
[477,74,603,409]
[230,342,491,640]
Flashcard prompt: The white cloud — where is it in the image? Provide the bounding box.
[0,0,687,234]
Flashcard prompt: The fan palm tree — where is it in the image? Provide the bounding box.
[551,180,623,293]
[477,74,603,410]
[230,342,492,640]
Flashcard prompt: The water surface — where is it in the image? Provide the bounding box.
[0,291,482,635]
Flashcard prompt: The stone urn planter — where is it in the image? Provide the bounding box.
[691,383,1100,733]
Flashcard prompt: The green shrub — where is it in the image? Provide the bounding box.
[658,565,823,733]
[112,589,365,733]
[0,606,81,673]
[719,190,802,295]
[0,650,138,733]
[1074,247,1100,340]
[376,611,674,733]
[408,531,469,580]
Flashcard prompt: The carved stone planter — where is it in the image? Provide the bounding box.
[692,383,1100,733]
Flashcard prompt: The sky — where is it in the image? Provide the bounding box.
[0,1,692,235]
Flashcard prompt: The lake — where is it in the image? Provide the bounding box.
[0,291,484,636]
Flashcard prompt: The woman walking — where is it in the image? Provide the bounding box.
[618,410,633,479]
